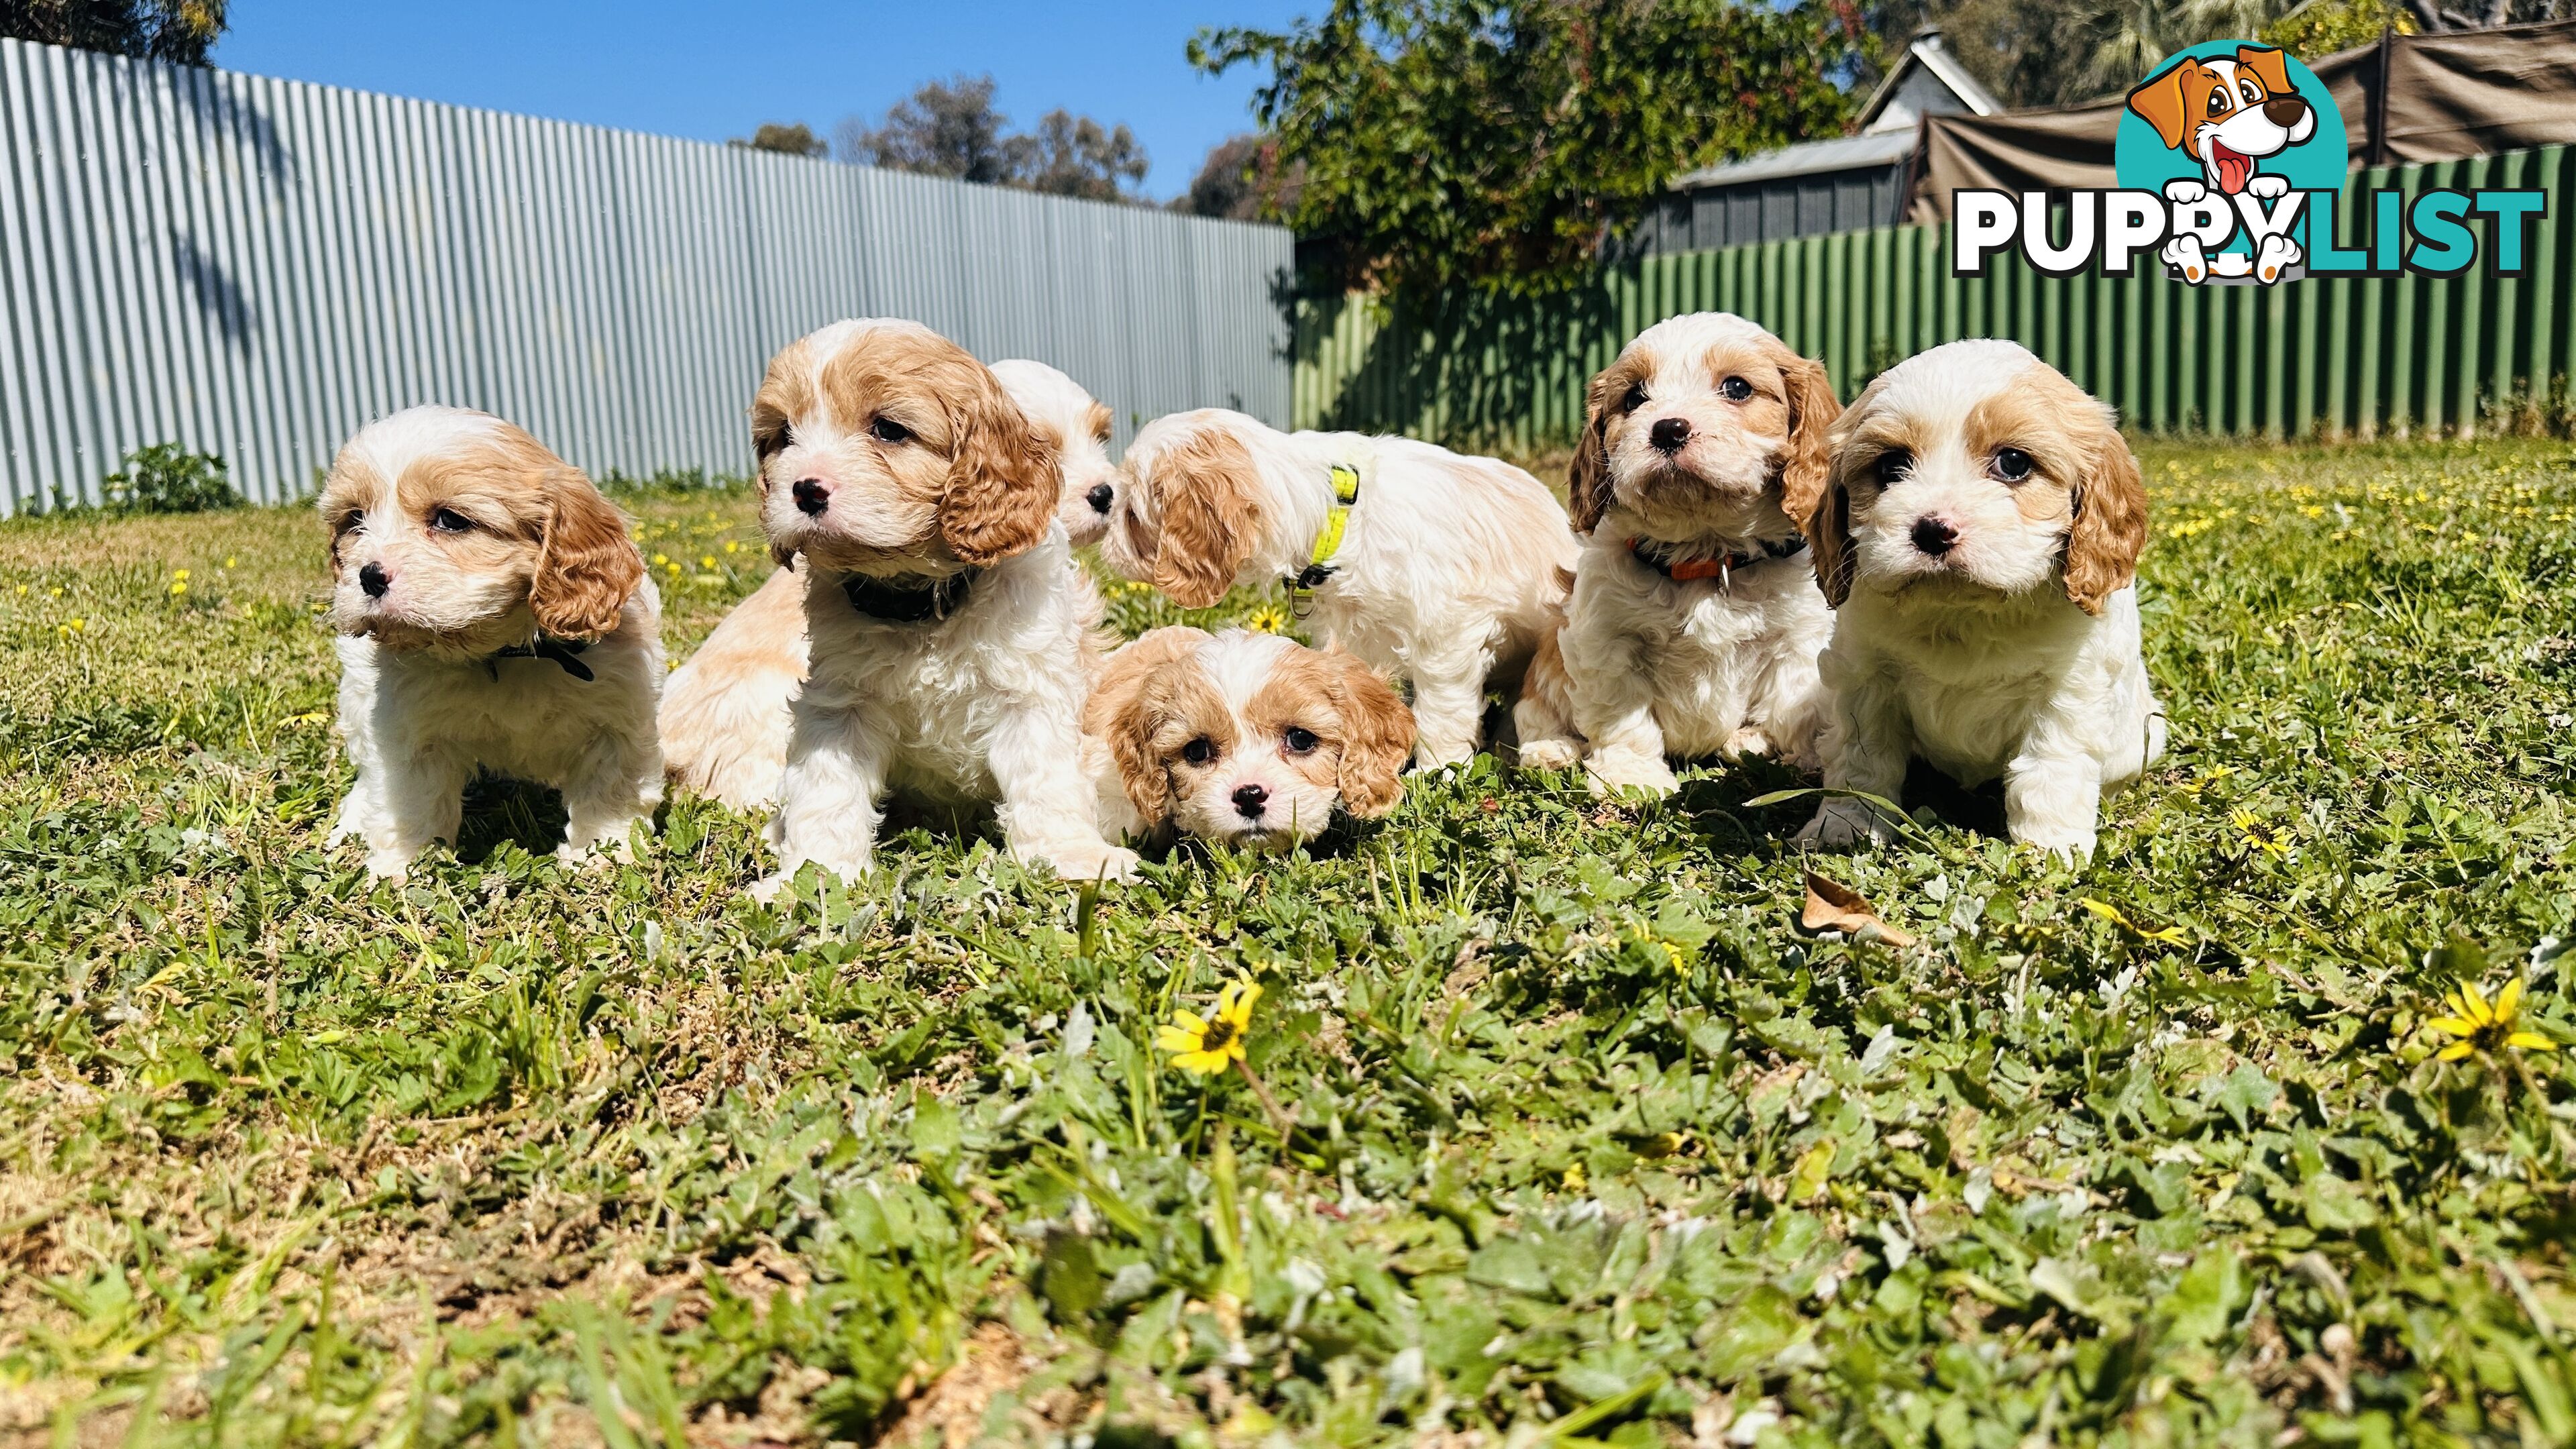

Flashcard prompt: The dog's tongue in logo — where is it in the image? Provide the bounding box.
[2211,141,2253,194]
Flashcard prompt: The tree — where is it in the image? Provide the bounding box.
[1018,109,1150,201]
[837,74,1152,203]
[1,0,225,64]
[730,122,828,159]
[837,74,1024,184]
[1177,133,1288,221]
[1191,0,1868,294]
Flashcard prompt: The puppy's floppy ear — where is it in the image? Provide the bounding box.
[749,340,809,568]
[1808,477,1856,608]
[1773,351,1841,525]
[1327,648,1413,818]
[1151,429,1262,609]
[1566,372,1617,535]
[2125,59,2196,151]
[941,365,1060,566]
[2063,416,2148,616]
[1089,627,1210,829]
[531,476,645,639]
[2235,44,2292,98]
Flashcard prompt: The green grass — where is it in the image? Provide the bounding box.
[3,439,2575,1448]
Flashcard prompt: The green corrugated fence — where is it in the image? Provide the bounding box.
[1293,145,2573,445]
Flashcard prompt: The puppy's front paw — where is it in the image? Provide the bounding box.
[2162,178,2207,205]
[749,871,792,904]
[2246,173,2289,200]
[2161,235,2207,284]
[2013,828,2097,865]
[1721,727,1776,761]
[2255,233,2302,282]
[1585,750,1678,800]
[1799,798,1892,850]
[1411,740,1479,772]
[1038,839,1140,884]
[362,845,417,881]
[1515,737,1582,771]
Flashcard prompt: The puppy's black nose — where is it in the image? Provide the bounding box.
[1085,482,1114,515]
[792,478,830,516]
[358,561,390,598]
[1231,784,1269,819]
[2263,95,2308,127]
[1911,517,1958,557]
[1649,417,1692,453]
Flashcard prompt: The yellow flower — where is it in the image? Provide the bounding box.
[223,557,236,569]
[170,582,188,596]
[2077,898,2188,946]
[2233,809,2288,858]
[652,553,669,566]
[172,569,189,582]
[700,555,717,570]
[2425,978,2557,1062]
[1243,602,1291,635]
[1157,978,1261,1075]
[1562,1160,1587,1191]
[724,540,741,554]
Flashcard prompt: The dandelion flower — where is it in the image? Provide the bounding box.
[724,540,741,554]
[1157,978,1261,1075]
[652,553,669,566]
[1244,602,1291,635]
[2425,978,2556,1061]
[700,555,716,570]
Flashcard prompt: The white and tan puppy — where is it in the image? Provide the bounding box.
[990,358,1121,548]
[321,405,662,879]
[746,320,1133,894]
[1084,626,1413,848]
[1513,313,1841,796]
[1098,410,1575,768]
[1799,339,2165,861]
[659,357,1120,812]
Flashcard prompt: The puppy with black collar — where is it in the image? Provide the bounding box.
[747,319,1135,896]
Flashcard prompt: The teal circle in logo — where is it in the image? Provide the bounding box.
[2115,40,2347,258]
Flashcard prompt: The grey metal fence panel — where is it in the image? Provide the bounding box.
[0,36,1295,513]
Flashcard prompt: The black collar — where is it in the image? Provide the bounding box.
[842,567,979,624]
[1627,534,1807,584]
[486,635,594,681]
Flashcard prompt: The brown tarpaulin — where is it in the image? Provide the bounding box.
[1906,17,2576,221]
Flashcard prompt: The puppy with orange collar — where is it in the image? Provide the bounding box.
[1513,313,1842,796]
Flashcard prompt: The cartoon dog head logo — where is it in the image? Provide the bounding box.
[2125,45,2317,197]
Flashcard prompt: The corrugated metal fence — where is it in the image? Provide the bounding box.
[1297,145,2574,447]
[0,36,1295,514]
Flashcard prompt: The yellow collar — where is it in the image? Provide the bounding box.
[1287,462,1362,598]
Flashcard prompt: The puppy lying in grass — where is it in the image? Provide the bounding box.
[1800,339,2166,861]
[321,406,662,879]
[1084,626,1414,849]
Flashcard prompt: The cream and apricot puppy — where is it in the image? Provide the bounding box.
[1513,313,1841,796]
[1097,411,1574,768]
[659,358,1118,812]
[1799,339,2165,861]
[990,358,1120,548]
[747,321,1133,893]
[322,405,662,878]
[1085,627,1413,847]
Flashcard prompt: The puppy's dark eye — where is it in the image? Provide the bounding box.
[2207,89,2229,117]
[1720,376,1754,402]
[867,417,912,445]
[337,509,364,535]
[1619,380,1648,414]
[1180,737,1217,766]
[1871,448,1913,486]
[1281,727,1320,755]
[2239,80,2261,105]
[1990,447,2035,482]
[429,507,474,534]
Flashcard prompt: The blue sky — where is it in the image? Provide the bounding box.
[214,2,1309,200]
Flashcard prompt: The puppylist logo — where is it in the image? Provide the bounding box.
[1954,41,2546,285]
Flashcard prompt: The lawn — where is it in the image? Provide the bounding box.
[2,437,2574,1449]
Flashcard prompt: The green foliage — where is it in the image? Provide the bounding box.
[95,443,238,515]
[1191,0,1866,293]
[0,0,225,64]
[729,121,828,159]
[2260,0,2416,56]
[3,440,2575,1445]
